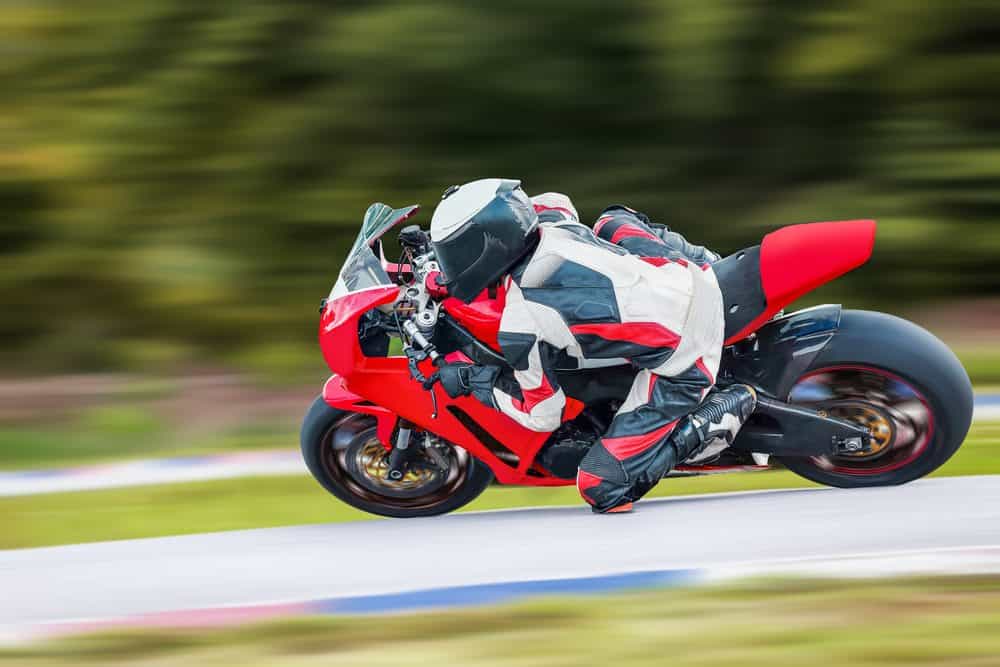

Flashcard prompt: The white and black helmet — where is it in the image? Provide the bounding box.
[430,178,539,302]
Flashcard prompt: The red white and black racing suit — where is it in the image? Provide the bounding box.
[490,193,728,511]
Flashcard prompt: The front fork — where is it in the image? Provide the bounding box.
[385,421,415,481]
[386,312,447,481]
[384,420,451,480]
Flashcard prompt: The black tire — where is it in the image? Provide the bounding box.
[778,309,973,488]
[300,396,494,518]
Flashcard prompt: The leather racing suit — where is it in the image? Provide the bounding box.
[489,193,728,511]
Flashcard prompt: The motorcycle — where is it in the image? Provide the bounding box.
[301,203,974,517]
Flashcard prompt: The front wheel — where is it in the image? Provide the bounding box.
[300,397,494,518]
[779,310,973,488]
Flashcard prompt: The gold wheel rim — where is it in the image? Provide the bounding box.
[356,439,438,490]
[828,403,894,458]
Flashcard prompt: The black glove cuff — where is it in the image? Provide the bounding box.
[466,365,501,408]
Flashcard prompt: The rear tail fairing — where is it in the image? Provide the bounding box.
[717,220,875,344]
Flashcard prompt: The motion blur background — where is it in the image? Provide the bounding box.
[3,1,1000,663]
[4,0,1000,382]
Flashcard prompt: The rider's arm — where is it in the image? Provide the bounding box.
[594,206,720,266]
[491,281,566,433]
[653,227,721,265]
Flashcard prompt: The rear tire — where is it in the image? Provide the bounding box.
[778,310,973,488]
[300,396,494,518]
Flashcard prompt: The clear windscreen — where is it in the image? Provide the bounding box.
[331,244,392,298]
[329,202,420,299]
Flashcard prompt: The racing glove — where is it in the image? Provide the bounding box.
[428,362,500,408]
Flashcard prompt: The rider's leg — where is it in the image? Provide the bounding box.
[576,366,757,513]
[624,383,757,505]
[668,385,758,461]
[576,362,713,513]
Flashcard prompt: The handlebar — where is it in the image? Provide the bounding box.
[402,319,440,364]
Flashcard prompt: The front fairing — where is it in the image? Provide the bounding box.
[328,203,420,300]
[320,286,399,377]
[316,202,577,487]
[321,203,421,377]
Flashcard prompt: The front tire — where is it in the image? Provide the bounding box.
[779,310,973,488]
[300,397,494,518]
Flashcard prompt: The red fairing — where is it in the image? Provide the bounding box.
[319,287,400,377]
[762,220,876,305]
[564,397,585,421]
[322,374,398,446]
[441,286,506,351]
[725,219,876,344]
[319,285,565,486]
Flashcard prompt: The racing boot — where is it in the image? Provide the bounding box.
[670,384,758,463]
[597,385,757,513]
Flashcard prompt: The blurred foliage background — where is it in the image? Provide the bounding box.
[2,0,999,381]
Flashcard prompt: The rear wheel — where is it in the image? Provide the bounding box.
[779,310,973,488]
[300,397,493,518]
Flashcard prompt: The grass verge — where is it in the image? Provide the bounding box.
[3,576,1000,665]
[957,346,1000,386]
[0,414,294,470]
[2,422,997,550]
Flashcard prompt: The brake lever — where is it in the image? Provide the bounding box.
[405,347,428,383]
[404,344,441,419]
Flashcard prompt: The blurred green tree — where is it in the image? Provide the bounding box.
[1,0,998,377]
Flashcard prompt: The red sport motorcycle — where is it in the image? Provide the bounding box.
[301,203,973,517]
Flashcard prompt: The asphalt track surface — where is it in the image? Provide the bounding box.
[3,475,999,637]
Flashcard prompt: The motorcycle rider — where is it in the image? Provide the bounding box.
[428,178,757,513]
